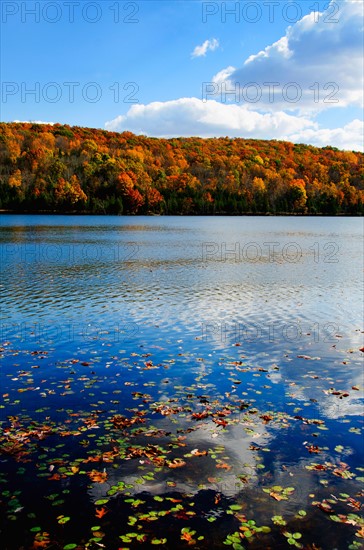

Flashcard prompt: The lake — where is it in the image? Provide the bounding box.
[0,215,363,549]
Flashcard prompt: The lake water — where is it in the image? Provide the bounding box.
[0,215,363,549]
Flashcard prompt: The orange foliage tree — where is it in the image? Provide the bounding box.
[0,122,362,215]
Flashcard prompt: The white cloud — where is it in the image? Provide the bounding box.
[287,119,364,152]
[13,120,55,125]
[105,97,314,137]
[191,38,219,58]
[105,1,363,151]
[245,35,293,64]
[105,97,315,138]
[213,0,364,112]
[105,98,363,151]
[212,66,236,85]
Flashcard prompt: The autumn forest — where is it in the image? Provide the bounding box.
[0,122,363,215]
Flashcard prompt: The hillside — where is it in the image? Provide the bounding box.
[0,122,363,214]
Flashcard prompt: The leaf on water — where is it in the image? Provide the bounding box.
[272,515,286,526]
[57,516,70,525]
[216,462,231,471]
[332,467,354,479]
[191,448,208,456]
[347,498,362,510]
[88,470,108,483]
[306,444,321,453]
[181,527,197,545]
[213,418,228,427]
[168,459,186,469]
[95,507,108,518]
[95,499,109,506]
[191,411,209,420]
[270,492,284,501]
[48,473,61,481]
[314,500,334,513]
[214,493,221,505]
[313,464,326,470]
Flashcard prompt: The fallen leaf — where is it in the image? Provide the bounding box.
[168,459,186,469]
[95,507,108,518]
[191,448,208,456]
[216,462,231,471]
[315,500,334,513]
[270,492,284,501]
[88,469,108,483]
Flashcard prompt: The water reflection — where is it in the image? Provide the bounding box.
[0,215,363,549]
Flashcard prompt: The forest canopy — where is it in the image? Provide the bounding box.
[0,122,363,215]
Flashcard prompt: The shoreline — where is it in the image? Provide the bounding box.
[1,210,362,217]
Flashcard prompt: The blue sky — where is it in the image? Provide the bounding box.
[1,0,363,150]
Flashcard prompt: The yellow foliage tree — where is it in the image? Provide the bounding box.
[9,169,22,188]
[55,175,87,205]
[252,177,266,194]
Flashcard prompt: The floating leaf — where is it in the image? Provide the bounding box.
[57,516,70,525]
[88,470,108,483]
[270,492,283,501]
[95,507,108,519]
[95,499,109,506]
[168,459,186,469]
[272,515,286,526]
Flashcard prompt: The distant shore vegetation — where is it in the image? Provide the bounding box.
[0,122,363,215]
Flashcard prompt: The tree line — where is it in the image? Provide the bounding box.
[0,122,363,215]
